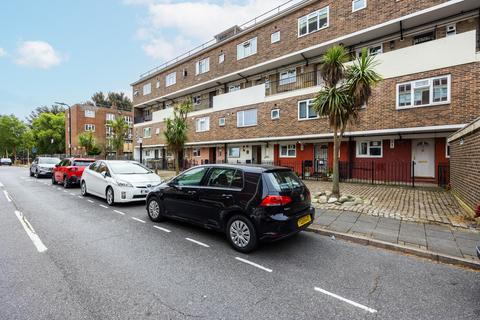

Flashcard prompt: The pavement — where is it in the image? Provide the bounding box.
[1,166,480,320]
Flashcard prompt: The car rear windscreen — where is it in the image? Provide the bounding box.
[266,170,304,191]
[73,160,95,167]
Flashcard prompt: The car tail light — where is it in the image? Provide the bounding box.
[68,166,78,172]
[260,195,292,207]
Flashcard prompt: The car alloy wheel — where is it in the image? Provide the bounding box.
[106,187,114,206]
[81,181,88,196]
[147,197,165,222]
[226,215,258,253]
[63,176,69,188]
[230,220,251,248]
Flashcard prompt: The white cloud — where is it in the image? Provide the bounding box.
[0,48,6,57]
[15,41,63,69]
[128,0,285,61]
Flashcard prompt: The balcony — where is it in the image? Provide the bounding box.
[265,71,323,96]
[212,84,265,110]
[134,114,152,124]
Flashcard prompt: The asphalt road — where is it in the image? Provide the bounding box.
[0,165,479,320]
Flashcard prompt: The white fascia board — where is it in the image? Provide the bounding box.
[448,117,480,142]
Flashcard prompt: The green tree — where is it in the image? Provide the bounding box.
[0,114,27,160]
[313,46,382,197]
[164,99,193,175]
[78,132,97,155]
[20,129,35,164]
[91,91,109,108]
[31,112,65,154]
[107,92,133,111]
[26,104,65,125]
[107,116,129,158]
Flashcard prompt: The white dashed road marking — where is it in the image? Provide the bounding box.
[113,210,125,215]
[314,287,377,314]
[99,204,108,209]
[14,210,47,253]
[235,257,272,273]
[185,238,210,248]
[3,190,12,202]
[131,217,146,223]
[0,181,4,187]
[70,193,75,196]
[153,225,171,233]
[78,196,83,199]
[87,200,94,203]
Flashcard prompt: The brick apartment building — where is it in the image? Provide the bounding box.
[65,104,134,157]
[131,0,480,184]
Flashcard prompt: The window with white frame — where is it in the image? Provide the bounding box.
[352,0,367,12]
[446,141,450,158]
[166,72,176,87]
[195,57,210,75]
[271,31,280,43]
[218,53,225,64]
[145,149,151,157]
[84,124,95,132]
[143,127,151,138]
[357,140,382,157]
[298,7,329,37]
[357,43,382,58]
[280,144,296,158]
[228,147,240,158]
[446,24,456,37]
[396,75,450,109]
[237,37,257,60]
[124,116,132,126]
[279,69,296,85]
[143,83,152,95]
[192,148,201,157]
[218,117,225,127]
[298,99,318,120]
[196,117,210,132]
[271,109,280,120]
[106,113,115,121]
[106,125,113,137]
[413,31,435,45]
[84,110,95,118]
[192,95,201,105]
[228,84,241,92]
[156,81,160,89]
[237,109,257,127]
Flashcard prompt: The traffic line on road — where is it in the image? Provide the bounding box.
[56,187,62,191]
[69,193,75,196]
[14,210,47,253]
[313,287,377,314]
[131,217,146,223]
[185,238,210,248]
[63,190,68,193]
[99,204,108,209]
[153,225,171,233]
[87,200,94,203]
[235,257,272,273]
[78,196,83,199]
[113,210,125,215]
[3,190,12,202]
[0,181,4,187]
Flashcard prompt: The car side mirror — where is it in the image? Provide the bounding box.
[101,171,108,178]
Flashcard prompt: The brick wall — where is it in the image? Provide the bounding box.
[132,0,447,104]
[449,119,480,214]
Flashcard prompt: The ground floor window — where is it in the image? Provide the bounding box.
[228,147,240,158]
[356,140,382,158]
[280,144,296,158]
[192,148,201,157]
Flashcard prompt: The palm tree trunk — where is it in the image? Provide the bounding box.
[175,150,180,175]
[332,126,340,198]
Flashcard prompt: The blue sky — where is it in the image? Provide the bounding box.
[0,0,284,120]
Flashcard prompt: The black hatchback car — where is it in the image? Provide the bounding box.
[146,164,315,252]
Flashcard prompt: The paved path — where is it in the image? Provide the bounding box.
[1,166,479,319]
[304,181,471,227]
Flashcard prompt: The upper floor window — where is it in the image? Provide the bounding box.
[85,110,95,118]
[271,109,280,120]
[298,7,329,37]
[352,0,367,12]
[218,117,225,127]
[228,84,241,92]
[143,83,151,95]
[166,72,176,87]
[143,127,151,138]
[196,117,210,132]
[218,53,225,64]
[84,124,95,132]
[106,126,113,137]
[446,24,456,37]
[396,75,450,109]
[195,57,210,75]
[237,37,257,60]
[124,116,133,126]
[156,81,160,89]
[298,99,318,120]
[106,113,115,121]
[192,95,201,105]
[357,43,382,58]
[357,140,382,158]
[237,109,257,127]
[413,31,435,45]
[279,69,296,85]
[271,31,280,44]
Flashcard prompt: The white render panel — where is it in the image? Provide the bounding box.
[212,84,266,110]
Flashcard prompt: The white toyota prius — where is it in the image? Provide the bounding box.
[80,160,162,205]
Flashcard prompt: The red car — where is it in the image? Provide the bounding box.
[52,158,96,188]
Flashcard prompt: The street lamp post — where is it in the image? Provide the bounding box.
[137,137,143,164]
[55,101,72,157]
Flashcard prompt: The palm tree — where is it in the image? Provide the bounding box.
[164,99,193,175]
[313,46,382,197]
[107,116,129,158]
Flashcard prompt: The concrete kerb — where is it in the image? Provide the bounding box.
[307,224,480,270]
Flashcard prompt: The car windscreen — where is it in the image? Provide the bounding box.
[73,160,95,167]
[266,170,304,192]
[39,158,60,164]
[108,162,152,174]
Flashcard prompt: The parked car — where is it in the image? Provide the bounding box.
[0,158,12,166]
[146,164,315,253]
[30,157,61,178]
[80,160,162,205]
[52,158,96,188]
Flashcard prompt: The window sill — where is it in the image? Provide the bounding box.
[356,155,383,158]
[279,155,297,158]
[297,25,329,38]
[396,101,450,110]
[298,117,320,121]
[237,124,257,128]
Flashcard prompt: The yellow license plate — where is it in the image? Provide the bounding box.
[297,214,312,227]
